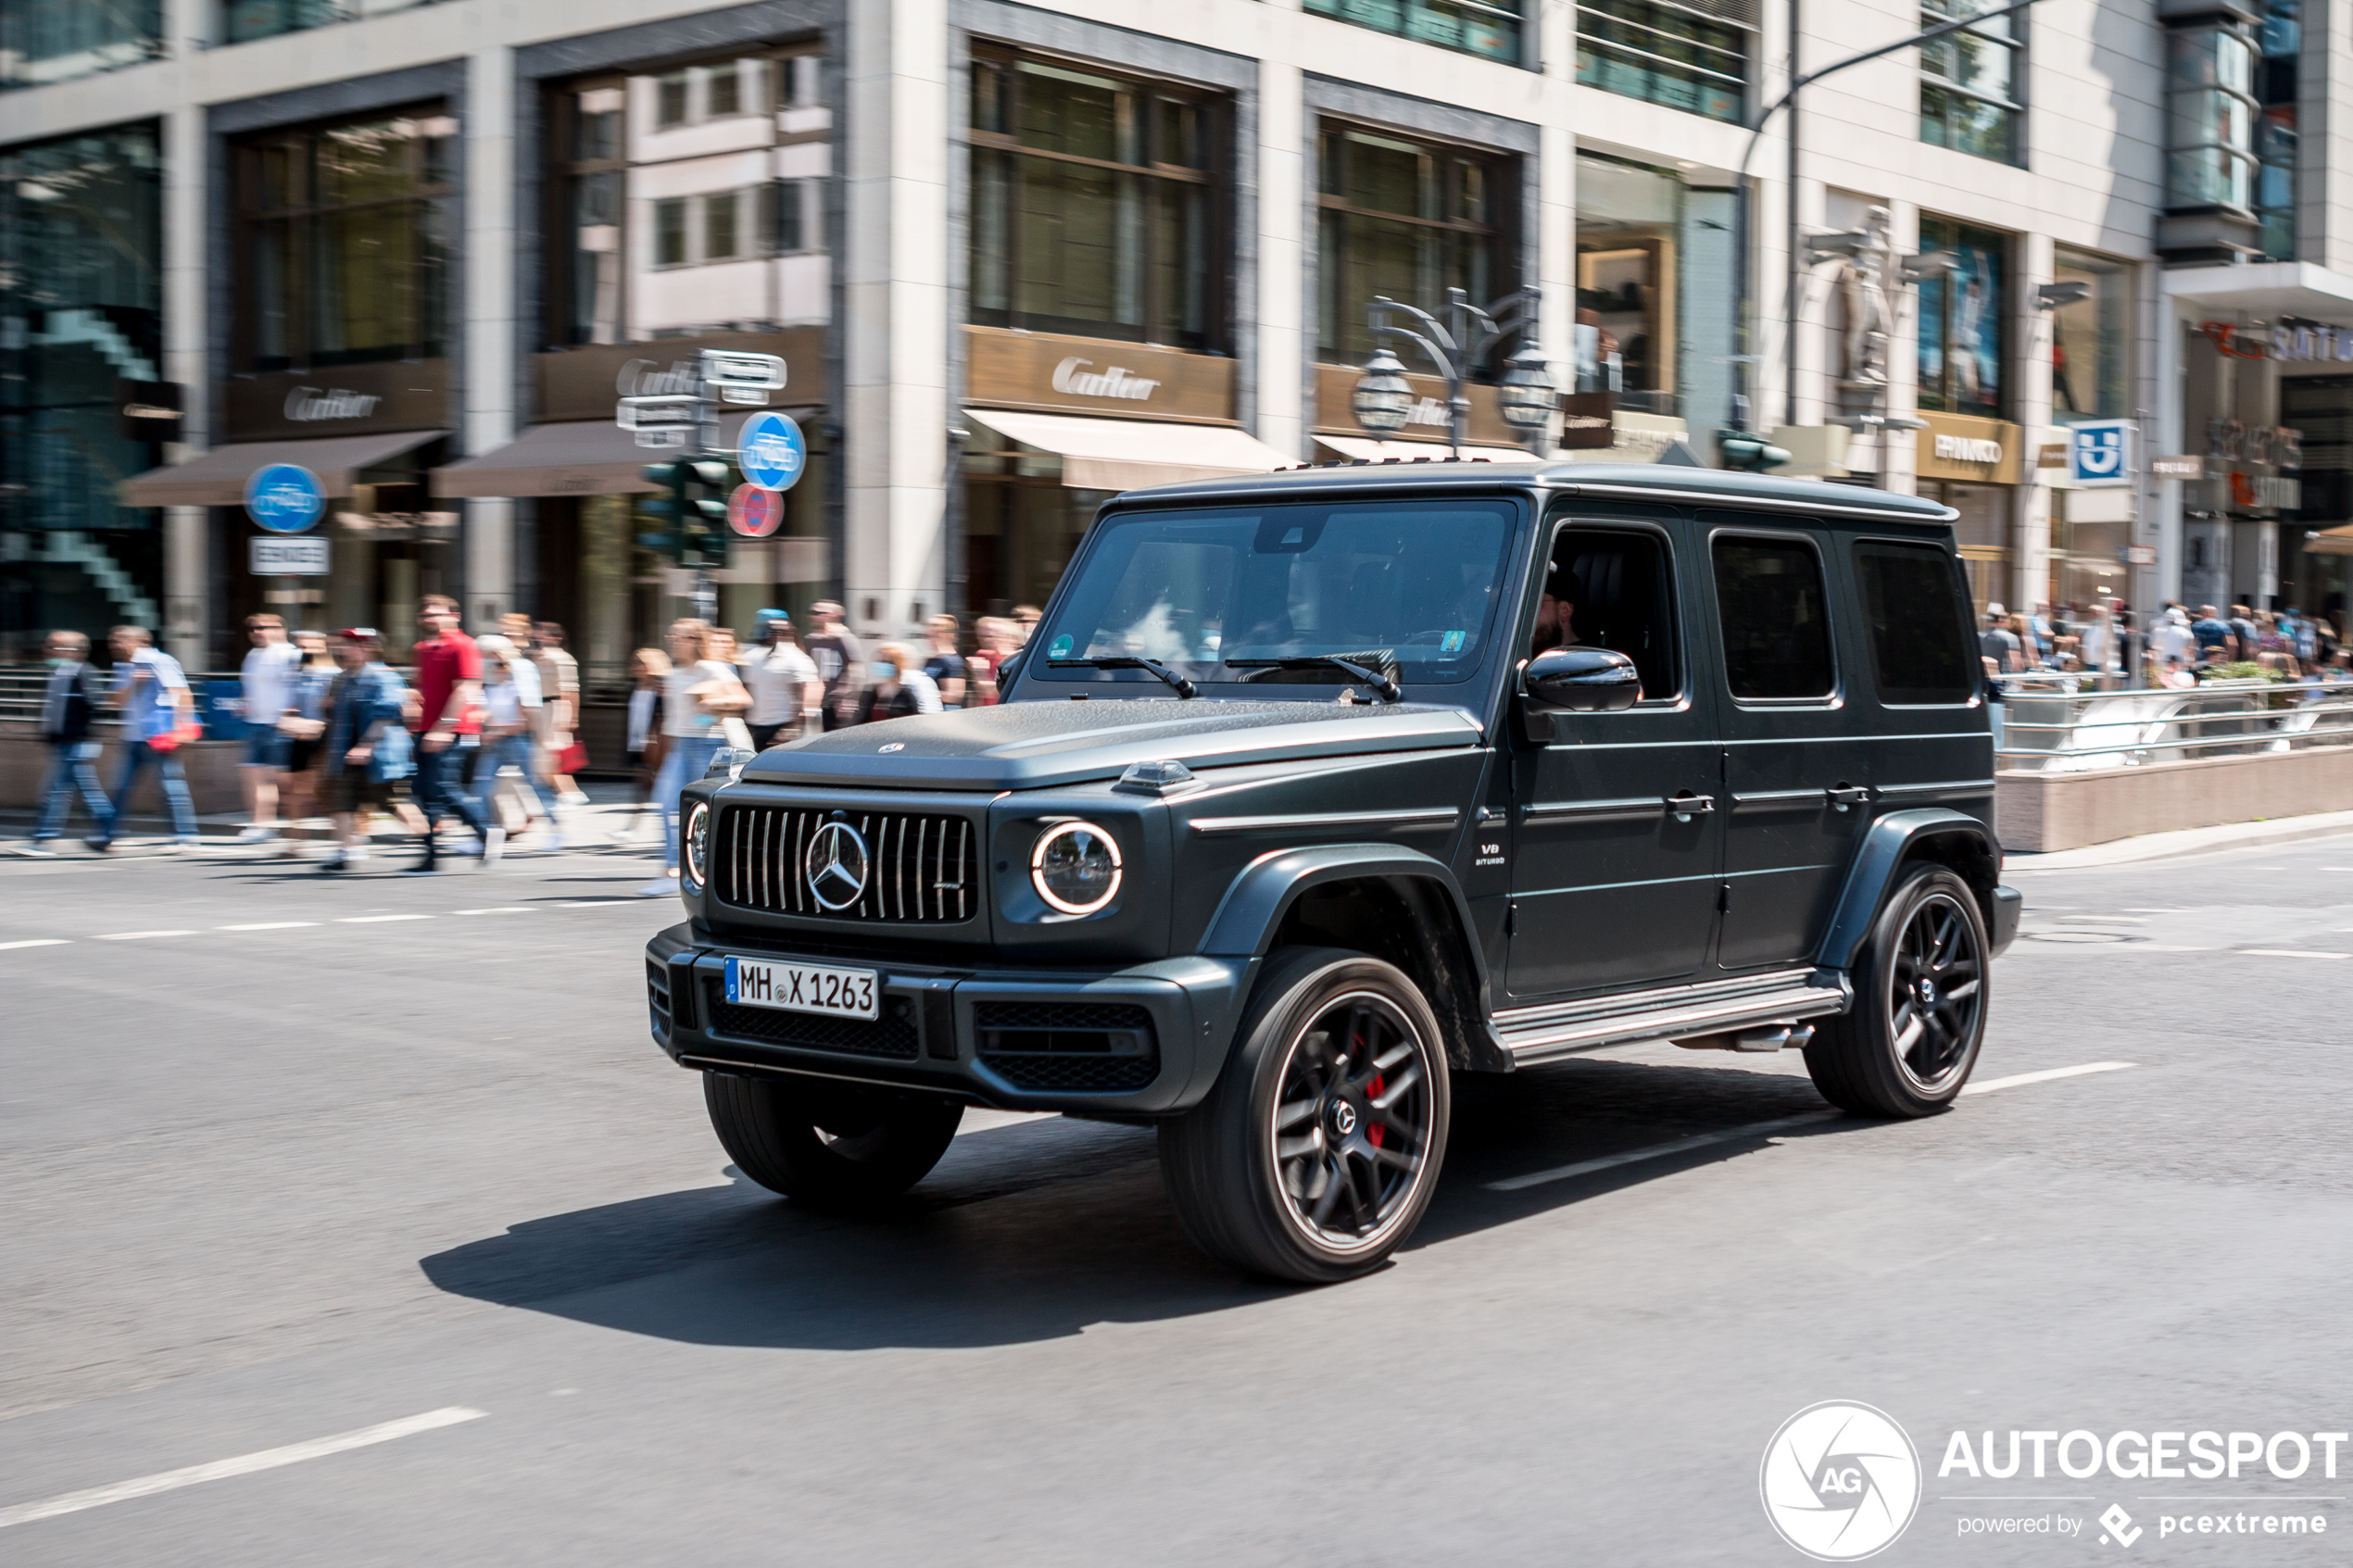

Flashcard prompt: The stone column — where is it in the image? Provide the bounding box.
[463,46,517,631]
[161,103,208,667]
[2013,230,2055,616]
[842,0,951,642]
[1255,56,1306,462]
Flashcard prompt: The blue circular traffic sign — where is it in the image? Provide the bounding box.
[245,463,326,533]
[737,410,806,493]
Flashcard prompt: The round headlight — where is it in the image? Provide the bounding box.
[1030,821,1123,915]
[684,801,711,886]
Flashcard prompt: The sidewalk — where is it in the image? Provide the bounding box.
[6,780,659,858]
[2006,808,2353,871]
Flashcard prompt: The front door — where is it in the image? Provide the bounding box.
[1700,516,1876,971]
[1507,519,1723,998]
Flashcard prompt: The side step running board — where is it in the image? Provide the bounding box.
[1493,968,1851,1067]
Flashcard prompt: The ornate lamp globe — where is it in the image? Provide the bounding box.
[1351,348,1415,434]
[1497,345,1558,432]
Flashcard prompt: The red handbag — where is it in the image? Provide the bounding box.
[555,741,590,774]
[148,714,204,753]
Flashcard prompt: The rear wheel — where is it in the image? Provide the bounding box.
[1804,864,1988,1116]
[1160,947,1450,1284]
[704,1072,963,1206]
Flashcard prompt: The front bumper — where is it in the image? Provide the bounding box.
[1989,884,2022,958]
[645,923,1253,1114]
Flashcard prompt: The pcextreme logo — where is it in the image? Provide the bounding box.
[1761,1401,1924,1561]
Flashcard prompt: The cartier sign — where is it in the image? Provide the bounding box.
[964,326,1235,424]
[534,329,824,423]
[225,359,449,440]
[1311,364,1521,449]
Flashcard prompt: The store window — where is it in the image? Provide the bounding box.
[1303,0,1523,66]
[2256,0,2298,259]
[1317,125,1512,368]
[1919,480,2010,613]
[2165,21,2257,214]
[1575,154,1676,416]
[1,0,162,89]
[0,122,165,645]
[2049,249,2129,421]
[967,51,1225,351]
[1920,0,2024,164]
[1577,0,1750,124]
[550,48,827,347]
[1915,216,2006,418]
[233,111,456,371]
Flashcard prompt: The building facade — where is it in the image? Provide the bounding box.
[4,0,2341,681]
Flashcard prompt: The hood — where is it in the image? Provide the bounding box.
[741,698,1484,792]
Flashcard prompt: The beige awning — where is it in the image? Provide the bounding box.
[964,408,1291,490]
[430,409,822,498]
[1312,433,1542,464]
[2304,524,2353,556]
[120,430,442,508]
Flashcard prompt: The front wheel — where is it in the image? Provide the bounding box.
[1160,947,1451,1284]
[704,1072,963,1206]
[1804,864,1989,1117]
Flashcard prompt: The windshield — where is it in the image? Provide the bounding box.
[1028,498,1521,691]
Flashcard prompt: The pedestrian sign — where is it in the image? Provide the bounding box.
[2069,420,2132,488]
[245,463,327,533]
[727,483,783,537]
[737,410,806,492]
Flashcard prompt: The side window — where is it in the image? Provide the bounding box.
[1535,526,1680,700]
[1853,541,1976,704]
[1711,534,1834,701]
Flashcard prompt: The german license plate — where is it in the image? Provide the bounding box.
[723,957,879,1021]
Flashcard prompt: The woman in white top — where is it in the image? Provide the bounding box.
[473,635,557,841]
[648,619,749,895]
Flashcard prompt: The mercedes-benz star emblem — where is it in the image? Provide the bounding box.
[804,821,871,910]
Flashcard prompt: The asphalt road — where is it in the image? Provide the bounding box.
[4,831,2348,1565]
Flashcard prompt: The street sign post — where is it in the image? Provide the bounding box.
[737,409,807,492]
[244,463,326,533]
[249,536,332,575]
[727,483,783,538]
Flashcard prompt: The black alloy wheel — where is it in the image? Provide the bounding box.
[1162,947,1451,1283]
[1804,864,1989,1117]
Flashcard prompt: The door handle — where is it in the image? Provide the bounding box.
[1666,791,1716,822]
[1825,784,1869,810]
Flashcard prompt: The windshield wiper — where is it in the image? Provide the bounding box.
[1225,656,1403,703]
[1048,656,1199,698]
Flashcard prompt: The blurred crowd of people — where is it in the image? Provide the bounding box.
[1979,599,2351,693]
[19,599,1042,893]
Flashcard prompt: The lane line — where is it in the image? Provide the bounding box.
[1960,1060,2137,1095]
[0,1406,487,1531]
[455,907,534,915]
[336,914,434,924]
[0,938,69,950]
[2239,947,2348,960]
[216,922,318,932]
[558,899,635,909]
[92,930,196,941]
[1487,1113,1838,1192]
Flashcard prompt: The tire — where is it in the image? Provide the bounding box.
[1160,947,1452,1284]
[1804,864,1989,1117]
[703,1072,963,1206]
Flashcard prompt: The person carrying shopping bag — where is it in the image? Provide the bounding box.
[642,619,749,897]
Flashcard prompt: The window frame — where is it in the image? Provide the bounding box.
[1849,536,1982,708]
[1302,0,1527,66]
[1535,517,1691,714]
[1919,0,2027,166]
[1914,215,2010,419]
[1576,0,1753,124]
[964,45,1232,353]
[1705,525,1843,708]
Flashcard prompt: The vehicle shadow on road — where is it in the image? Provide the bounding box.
[418,1059,1871,1351]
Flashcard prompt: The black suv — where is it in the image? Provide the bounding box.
[647,462,2020,1281]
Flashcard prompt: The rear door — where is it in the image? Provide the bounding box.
[1700,514,1876,972]
[1506,515,1723,998]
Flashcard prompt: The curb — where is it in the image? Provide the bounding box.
[2005,809,2353,871]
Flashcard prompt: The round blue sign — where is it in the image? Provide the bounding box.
[737,410,806,493]
[245,463,326,533]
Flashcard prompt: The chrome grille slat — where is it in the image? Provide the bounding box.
[716,803,975,923]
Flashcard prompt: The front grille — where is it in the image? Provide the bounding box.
[647,960,673,1043]
[975,1001,1159,1094]
[702,980,921,1060]
[714,804,975,923]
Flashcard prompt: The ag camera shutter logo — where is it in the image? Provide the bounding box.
[1761,1401,1922,1560]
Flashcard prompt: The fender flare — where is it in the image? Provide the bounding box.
[1815,808,2002,972]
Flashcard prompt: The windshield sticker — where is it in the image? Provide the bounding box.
[1049,634,1074,658]
[1441,630,1466,653]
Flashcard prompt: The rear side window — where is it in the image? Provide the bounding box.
[1853,541,1976,704]
[1711,535,1834,700]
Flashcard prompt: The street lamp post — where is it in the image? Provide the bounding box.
[1351,287,1556,457]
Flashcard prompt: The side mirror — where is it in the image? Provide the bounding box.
[1523,646,1642,714]
[999,647,1026,687]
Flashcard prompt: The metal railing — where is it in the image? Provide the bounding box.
[1994,675,2353,772]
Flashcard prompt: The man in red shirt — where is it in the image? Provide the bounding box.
[408,595,500,872]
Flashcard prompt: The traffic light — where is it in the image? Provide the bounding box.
[637,458,736,567]
[1717,429,1792,473]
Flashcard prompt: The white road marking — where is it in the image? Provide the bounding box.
[2239,947,2348,960]
[2056,914,2149,923]
[0,938,69,950]
[2125,908,2192,913]
[336,914,434,924]
[559,899,635,908]
[1960,1060,2137,1095]
[455,907,534,915]
[216,922,318,931]
[1487,1113,1838,1192]
[0,1407,487,1531]
[92,930,196,941]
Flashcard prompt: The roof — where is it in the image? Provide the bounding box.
[1106,458,1958,525]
